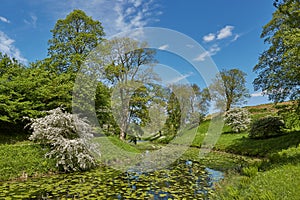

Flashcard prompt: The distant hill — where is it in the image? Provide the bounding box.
[205,101,295,120]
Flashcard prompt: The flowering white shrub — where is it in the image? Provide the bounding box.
[224,108,251,133]
[28,107,99,172]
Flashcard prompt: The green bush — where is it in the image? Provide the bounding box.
[249,116,285,139]
[277,103,300,130]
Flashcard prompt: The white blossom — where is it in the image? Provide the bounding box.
[224,108,251,133]
[28,107,99,172]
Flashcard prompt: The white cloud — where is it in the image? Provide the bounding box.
[0,31,28,64]
[251,92,264,97]
[158,44,168,50]
[167,72,193,85]
[217,25,234,40]
[202,33,215,42]
[198,25,238,60]
[0,16,10,23]
[193,45,220,61]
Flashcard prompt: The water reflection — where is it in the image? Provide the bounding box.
[121,160,223,199]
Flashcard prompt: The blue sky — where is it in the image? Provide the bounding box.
[0,0,276,106]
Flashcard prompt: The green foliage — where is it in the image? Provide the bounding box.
[277,102,300,130]
[0,9,106,137]
[0,53,33,125]
[225,108,251,133]
[28,108,98,172]
[152,84,210,143]
[93,37,157,140]
[209,69,250,111]
[0,54,74,133]
[249,116,285,139]
[48,9,105,73]
[0,143,56,181]
[162,91,181,140]
[241,166,258,177]
[253,0,300,104]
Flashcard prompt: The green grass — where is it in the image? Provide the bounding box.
[215,162,300,200]
[215,131,300,157]
[0,133,29,145]
[93,136,141,170]
[0,142,56,181]
[214,144,300,199]
[94,136,140,153]
[177,110,300,199]
[0,136,140,182]
[181,148,250,171]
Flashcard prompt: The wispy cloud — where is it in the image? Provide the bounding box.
[202,33,215,42]
[158,44,168,50]
[167,72,193,85]
[193,45,220,61]
[0,16,10,23]
[42,0,161,36]
[24,14,38,28]
[217,25,234,40]
[0,31,28,64]
[231,34,240,42]
[114,0,161,34]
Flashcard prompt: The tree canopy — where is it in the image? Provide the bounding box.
[93,37,158,140]
[253,0,300,103]
[48,9,105,73]
[209,69,250,111]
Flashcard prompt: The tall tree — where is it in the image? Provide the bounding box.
[253,0,300,103]
[48,9,105,73]
[94,37,157,140]
[164,91,181,138]
[43,9,106,115]
[209,69,250,111]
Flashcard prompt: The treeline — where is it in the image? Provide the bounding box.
[0,10,213,142]
[3,0,297,142]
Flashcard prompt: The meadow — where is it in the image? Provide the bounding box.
[1,103,300,199]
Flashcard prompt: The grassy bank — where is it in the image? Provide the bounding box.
[0,136,140,182]
[0,142,56,181]
[214,146,300,199]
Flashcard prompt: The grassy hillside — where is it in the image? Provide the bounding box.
[205,102,300,199]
